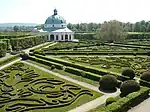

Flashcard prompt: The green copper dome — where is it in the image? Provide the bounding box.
[43,9,67,32]
[45,9,66,24]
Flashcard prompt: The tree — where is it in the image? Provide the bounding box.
[140,71,150,82]
[121,68,135,79]
[13,25,19,32]
[99,75,118,90]
[96,20,127,42]
[120,80,140,96]
[147,24,150,32]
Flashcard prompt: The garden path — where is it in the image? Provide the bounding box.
[23,42,57,53]
[128,97,150,112]
[0,58,21,70]
[22,61,121,112]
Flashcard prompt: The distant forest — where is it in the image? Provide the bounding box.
[67,20,150,32]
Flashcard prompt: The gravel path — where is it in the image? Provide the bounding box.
[0,58,21,70]
[128,97,150,112]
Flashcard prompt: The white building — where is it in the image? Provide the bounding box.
[34,9,74,41]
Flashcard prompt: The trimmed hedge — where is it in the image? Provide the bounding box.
[140,71,150,82]
[0,42,7,57]
[120,80,140,96]
[101,87,150,112]
[74,33,95,41]
[40,51,148,55]
[121,68,135,79]
[0,54,20,66]
[10,35,45,50]
[28,56,63,70]
[32,54,131,82]
[140,79,150,88]
[99,75,118,90]
[106,97,117,106]
[65,66,101,81]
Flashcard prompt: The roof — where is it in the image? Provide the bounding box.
[44,9,66,24]
[52,28,73,33]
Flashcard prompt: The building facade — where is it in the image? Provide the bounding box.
[34,9,74,41]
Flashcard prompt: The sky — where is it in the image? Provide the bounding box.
[0,0,150,24]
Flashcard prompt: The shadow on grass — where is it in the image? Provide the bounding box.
[99,87,117,93]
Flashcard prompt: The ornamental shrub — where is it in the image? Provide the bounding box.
[106,97,117,106]
[122,68,135,79]
[140,71,150,82]
[51,65,55,70]
[99,75,118,90]
[120,80,140,96]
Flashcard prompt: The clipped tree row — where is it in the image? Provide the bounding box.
[10,35,45,50]
[0,42,7,57]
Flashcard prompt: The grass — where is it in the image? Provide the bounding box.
[0,61,102,112]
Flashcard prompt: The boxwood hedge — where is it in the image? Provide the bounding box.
[101,87,150,112]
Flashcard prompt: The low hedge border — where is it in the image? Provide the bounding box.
[32,54,130,82]
[0,54,20,66]
[28,56,63,70]
[101,87,150,112]
[65,66,101,81]
[139,79,150,88]
[35,51,148,55]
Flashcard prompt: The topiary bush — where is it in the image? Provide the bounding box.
[20,52,29,60]
[121,68,135,79]
[106,97,117,106]
[99,75,118,91]
[140,71,150,82]
[51,65,55,70]
[120,80,140,96]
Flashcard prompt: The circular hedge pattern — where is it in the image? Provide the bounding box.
[120,80,140,96]
[99,75,118,90]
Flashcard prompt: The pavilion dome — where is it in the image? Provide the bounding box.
[43,9,67,31]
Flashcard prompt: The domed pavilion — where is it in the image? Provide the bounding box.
[42,9,74,41]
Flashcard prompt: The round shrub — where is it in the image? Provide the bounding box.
[51,65,55,70]
[122,68,135,79]
[140,71,150,82]
[99,75,118,90]
[106,97,117,106]
[120,80,140,96]
[20,53,29,60]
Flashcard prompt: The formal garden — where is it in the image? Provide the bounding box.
[0,62,101,112]
[0,21,150,112]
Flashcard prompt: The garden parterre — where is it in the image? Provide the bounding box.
[0,62,102,112]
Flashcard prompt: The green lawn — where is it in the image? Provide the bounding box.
[0,61,102,112]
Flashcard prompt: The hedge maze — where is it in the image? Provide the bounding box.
[0,62,99,112]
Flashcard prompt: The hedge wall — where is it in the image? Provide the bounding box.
[28,56,63,70]
[74,33,95,41]
[42,51,148,55]
[0,42,7,57]
[127,33,150,39]
[65,66,101,81]
[101,87,150,112]
[10,35,45,50]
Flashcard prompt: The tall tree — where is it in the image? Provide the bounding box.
[96,20,127,42]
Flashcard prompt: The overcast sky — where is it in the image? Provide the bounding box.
[0,0,150,24]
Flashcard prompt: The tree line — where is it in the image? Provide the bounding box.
[67,20,150,32]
